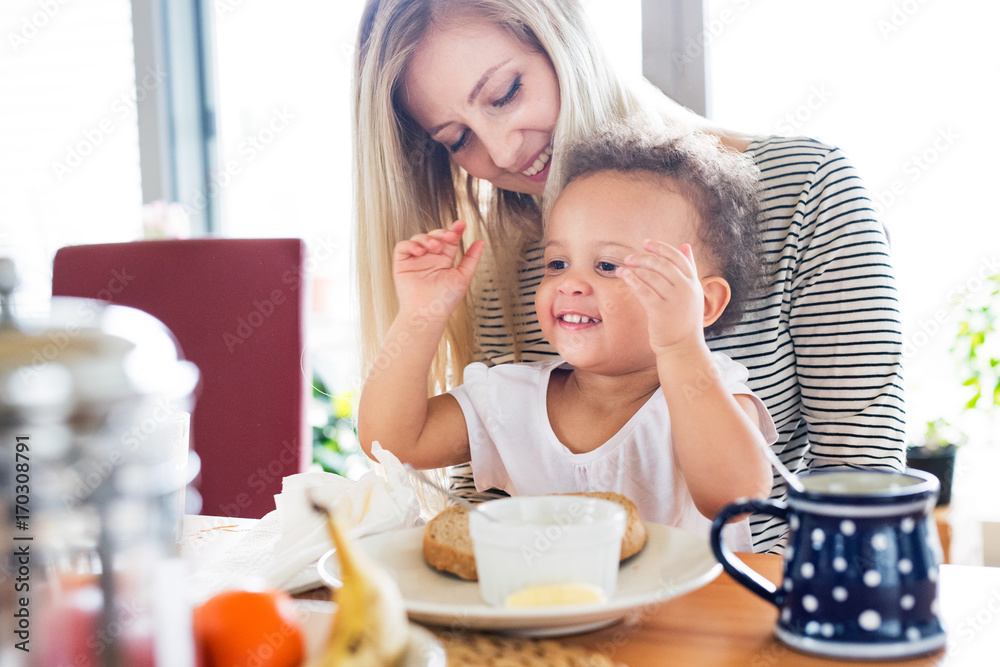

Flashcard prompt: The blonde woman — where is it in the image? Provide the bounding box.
[353,0,905,553]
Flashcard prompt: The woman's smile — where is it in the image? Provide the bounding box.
[521,144,553,180]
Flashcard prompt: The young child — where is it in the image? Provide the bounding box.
[358,123,776,549]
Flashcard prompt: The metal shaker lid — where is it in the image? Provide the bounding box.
[0,258,199,425]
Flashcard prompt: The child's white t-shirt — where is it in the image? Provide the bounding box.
[448,354,778,552]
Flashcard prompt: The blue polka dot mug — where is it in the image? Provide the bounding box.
[709,469,946,659]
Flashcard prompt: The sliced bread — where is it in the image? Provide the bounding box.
[422,504,478,580]
[422,492,647,581]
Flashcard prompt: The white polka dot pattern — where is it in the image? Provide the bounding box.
[811,528,825,548]
[858,610,881,631]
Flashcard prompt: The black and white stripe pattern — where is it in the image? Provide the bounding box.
[453,136,906,553]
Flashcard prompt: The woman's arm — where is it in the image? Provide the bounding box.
[703,137,907,553]
[785,145,906,473]
[357,221,484,469]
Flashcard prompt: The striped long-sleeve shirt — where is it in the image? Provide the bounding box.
[454,136,906,553]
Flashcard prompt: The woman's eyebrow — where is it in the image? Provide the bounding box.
[468,58,512,103]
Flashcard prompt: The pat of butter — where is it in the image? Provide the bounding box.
[504,583,607,608]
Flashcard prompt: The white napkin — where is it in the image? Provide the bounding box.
[186,443,424,600]
[266,443,423,588]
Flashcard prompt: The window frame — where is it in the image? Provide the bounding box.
[131,0,219,235]
[641,0,710,117]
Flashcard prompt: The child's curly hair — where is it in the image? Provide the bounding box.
[559,119,762,335]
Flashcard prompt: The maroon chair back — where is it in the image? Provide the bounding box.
[52,238,309,519]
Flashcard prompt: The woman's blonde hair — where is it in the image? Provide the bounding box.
[354,0,710,390]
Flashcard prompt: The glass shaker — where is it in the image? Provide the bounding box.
[0,258,200,666]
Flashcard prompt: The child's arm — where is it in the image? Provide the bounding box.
[619,241,772,519]
[357,220,484,470]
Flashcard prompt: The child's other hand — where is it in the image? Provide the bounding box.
[393,220,485,323]
[619,241,705,355]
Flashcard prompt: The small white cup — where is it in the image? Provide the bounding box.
[468,496,626,606]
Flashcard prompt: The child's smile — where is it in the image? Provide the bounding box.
[555,311,602,327]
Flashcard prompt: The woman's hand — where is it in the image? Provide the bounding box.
[618,240,705,355]
[393,220,485,324]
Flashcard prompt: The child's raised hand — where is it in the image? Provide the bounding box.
[618,241,706,355]
[393,220,485,323]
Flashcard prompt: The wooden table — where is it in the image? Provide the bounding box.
[183,517,1000,666]
[566,553,1000,666]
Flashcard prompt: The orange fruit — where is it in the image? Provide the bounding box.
[194,589,305,667]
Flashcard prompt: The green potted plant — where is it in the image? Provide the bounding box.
[310,374,365,479]
[908,273,1000,505]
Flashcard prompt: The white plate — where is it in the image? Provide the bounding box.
[295,600,446,666]
[318,522,721,636]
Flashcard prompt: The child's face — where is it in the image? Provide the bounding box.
[536,171,710,375]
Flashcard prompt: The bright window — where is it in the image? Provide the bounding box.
[0,0,143,316]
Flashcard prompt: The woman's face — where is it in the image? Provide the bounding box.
[401,20,561,196]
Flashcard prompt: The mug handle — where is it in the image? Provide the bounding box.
[709,499,788,607]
